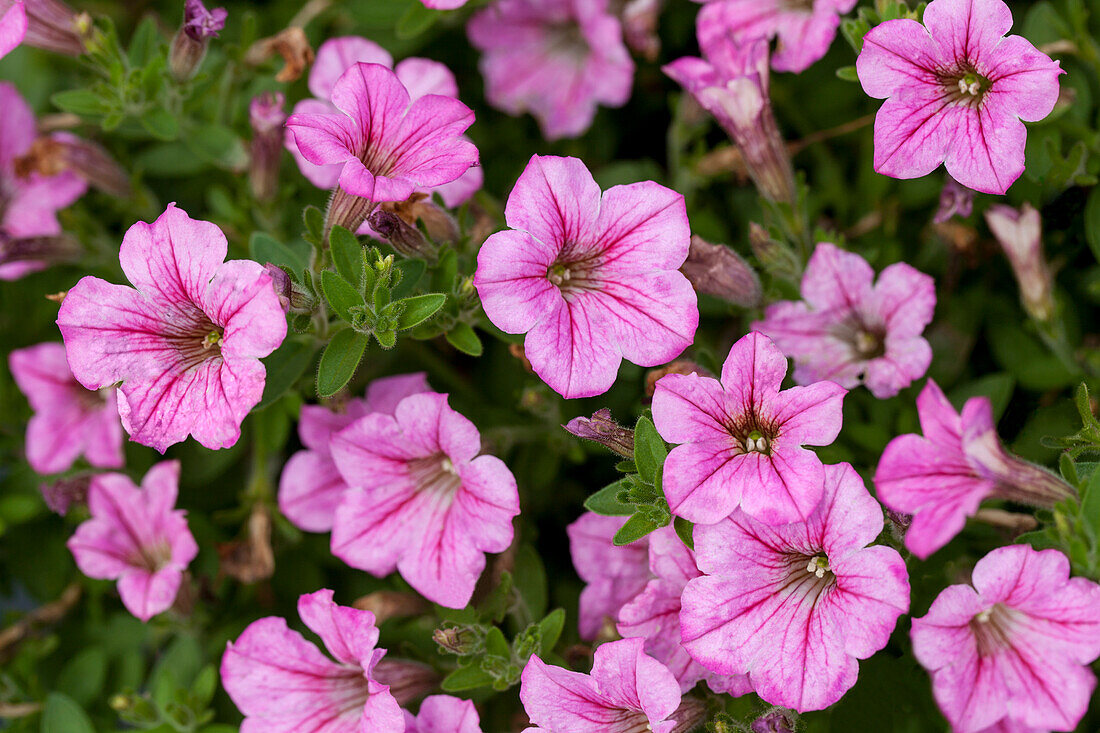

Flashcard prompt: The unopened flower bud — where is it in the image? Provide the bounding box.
[368,209,436,261]
[433,625,479,656]
[752,709,798,733]
[386,192,459,244]
[5,0,85,56]
[249,92,285,202]
[668,697,707,733]
[622,0,662,62]
[39,474,90,515]
[563,408,634,458]
[748,222,801,282]
[15,133,129,197]
[933,178,974,223]
[352,590,430,623]
[372,659,440,705]
[217,504,274,584]
[645,359,709,397]
[169,0,226,82]
[244,26,314,83]
[0,231,81,270]
[681,234,761,307]
[984,203,1054,323]
[263,263,292,312]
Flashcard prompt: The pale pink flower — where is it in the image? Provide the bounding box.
[875,379,1074,559]
[0,0,25,58]
[520,638,682,733]
[56,204,287,452]
[8,342,123,474]
[474,155,698,399]
[221,589,405,732]
[403,695,482,733]
[278,372,430,532]
[856,0,1063,194]
[567,512,652,639]
[934,177,975,223]
[419,0,468,9]
[467,0,634,140]
[985,202,1054,322]
[752,242,936,399]
[652,331,845,525]
[285,37,482,210]
[329,392,520,608]
[67,461,198,622]
[911,545,1100,732]
[681,462,910,712]
[696,0,858,73]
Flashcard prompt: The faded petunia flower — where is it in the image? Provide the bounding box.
[520,637,682,732]
[249,91,286,203]
[752,242,936,399]
[278,372,430,533]
[875,379,1075,559]
[680,462,910,712]
[985,202,1054,322]
[0,0,25,58]
[856,0,1063,194]
[0,0,82,56]
[467,0,634,140]
[474,155,698,399]
[221,589,405,732]
[911,545,1100,732]
[403,695,482,733]
[652,331,846,525]
[329,392,520,608]
[9,342,124,475]
[567,512,652,639]
[67,461,198,622]
[695,0,858,74]
[934,177,975,223]
[57,204,287,452]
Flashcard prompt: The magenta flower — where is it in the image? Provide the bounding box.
[329,392,520,608]
[67,461,198,622]
[752,242,936,399]
[567,512,652,639]
[182,0,226,40]
[419,0,468,9]
[934,178,975,223]
[467,0,634,140]
[221,589,405,732]
[285,37,482,210]
[278,372,430,532]
[474,155,698,399]
[9,343,123,474]
[520,638,682,733]
[856,0,1063,194]
[56,204,287,452]
[875,379,1074,559]
[912,545,1100,732]
[652,331,845,525]
[681,462,910,711]
[403,695,482,733]
[696,0,857,73]
[0,0,25,58]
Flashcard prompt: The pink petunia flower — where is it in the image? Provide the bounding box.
[329,392,520,608]
[419,0,467,9]
[56,204,287,452]
[67,461,198,622]
[652,331,846,526]
[875,379,1074,559]
[520,637,682,733]
[474,154,698,399]
[403,695,482,733]
[752,242,936,399]
[911,545,1100,732]
[285,62,478,234]
[567,512,652,640]
[278,372,430,533]
[680,462,910,712]
[0,0,25,58]
[221,589,405,732]
[467,0,634,141]
[696,0,858,74]
[9,343,123,474]
[856,0,1063,195]
[285,37,482,210]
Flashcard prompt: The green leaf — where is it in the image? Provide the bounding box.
[375,329,397,349]
[537,609,566,655]
[484,627,510,658]
[41,692,94,733]
[56,648,107,705]
[187,124,248,169]
[249,232,309,273]
[441,665,495,692]
[257,339,316,410]
[613,512,662,546]
[140,107,180,141]
[51,89,111,116]
[329,226,362,285]
[674,516,694,550]
[191,664,218,707]
[949,373,1016,421]
[446,323,483,356]
[1085,187,1100,264]
[396,2,438,39]
[835,65,859,82]
[584,479,634,516]
[397,293,446,330]
[632,416,667,485]
[317,329,368,398]
[392,258,427,299]
[303,206,325,242]
[321,270,365,323]
[1081,467,1100,537]
[615,460,636,473]
[127,16,163,66]
[513,544,548,620]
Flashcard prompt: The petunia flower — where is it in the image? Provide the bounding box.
[67,461,198,622]
[467,0,634,140]
[278,372,430,533]
[403,695,482,733]
[652,331,846,525]
[474,154,698,399]
[856,0,1063,195]
[567,512,652,639]
[985,202,1053,322]
[9,342,124,474]
[57,204,287,452]
[285,62,478,235]
[695,0,858,73]
[752,242,936,399]
[0,0,82,56]
[285,36,482,210]
[875,379,1075,559]
[911,545,1100,732]
[520,637,682,733]
[0,0,25,58]
[221,588,405,732]
[419,0,467,8]
[680,462,910,712]
[329,392,520,609]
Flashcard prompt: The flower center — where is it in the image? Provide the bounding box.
[970,602,1018,657]
[725,416,779,456]
[546,253,601,300]
[131,541,173,573]
[167,310,224,371]
[853,329,885,359]
[943,67,992,106]
[805,554,831,579]
[408,452,462,497]
[545,22,589,61]
[743,429,770,454]
[780,0,815,11]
